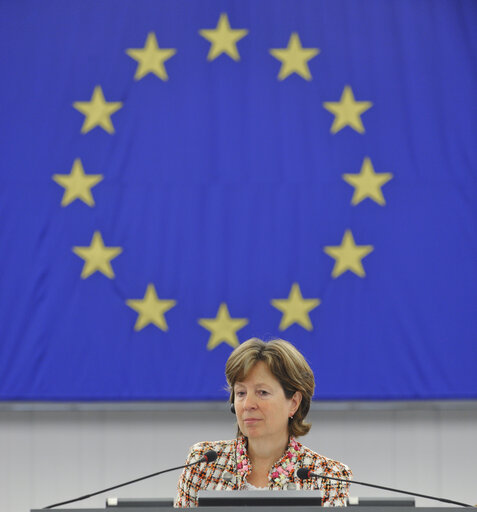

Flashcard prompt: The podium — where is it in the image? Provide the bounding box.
[31,492,475,512]
[31,508,476,512]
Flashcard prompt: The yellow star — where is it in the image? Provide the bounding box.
[72,231,122,279]
[323,85,372,134]
[198,303,248,350]
[126,284,176,331]
[52,158,103,207]
[324,230,374,278]
[270,32,320,81]
[73,86,122,134]
[199,13,248,61]
[271,283,320,331]
[126,32,177,80]
[343,157,393,206]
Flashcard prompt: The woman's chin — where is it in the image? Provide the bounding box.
[242,425,262,438]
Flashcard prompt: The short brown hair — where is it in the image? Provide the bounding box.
[225,337,315,437]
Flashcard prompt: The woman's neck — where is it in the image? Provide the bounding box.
[247,434,289,467]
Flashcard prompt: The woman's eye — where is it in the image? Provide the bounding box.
[235,391,245,397]
[258,390,269,396]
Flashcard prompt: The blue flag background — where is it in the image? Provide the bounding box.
[0,0,476,401]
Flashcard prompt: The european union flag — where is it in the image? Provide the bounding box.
[1,0,476,400]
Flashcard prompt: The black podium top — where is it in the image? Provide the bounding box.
[31,508,476,512]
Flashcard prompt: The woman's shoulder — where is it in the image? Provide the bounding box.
[185,439,236,463]
[296,440,352,478]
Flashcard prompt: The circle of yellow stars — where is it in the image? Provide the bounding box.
[52,12,394,350]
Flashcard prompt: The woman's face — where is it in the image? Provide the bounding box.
[233,361,301,442]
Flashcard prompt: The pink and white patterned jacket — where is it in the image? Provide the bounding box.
[174,436,352,507]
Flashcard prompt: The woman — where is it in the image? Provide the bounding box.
[175,338,352,507]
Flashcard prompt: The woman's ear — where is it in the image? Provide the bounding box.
[291,391,302,415]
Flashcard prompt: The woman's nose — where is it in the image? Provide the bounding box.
[243,393,257,410]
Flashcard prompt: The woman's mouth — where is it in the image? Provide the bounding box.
[244,418,261,424]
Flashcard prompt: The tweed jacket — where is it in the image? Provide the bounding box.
[174,436,352,507]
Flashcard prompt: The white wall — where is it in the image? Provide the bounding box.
[1,404,476,512]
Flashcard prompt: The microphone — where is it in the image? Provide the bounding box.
[296,467,473,507]
[200,450,218,463]
[43,449,218,509]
